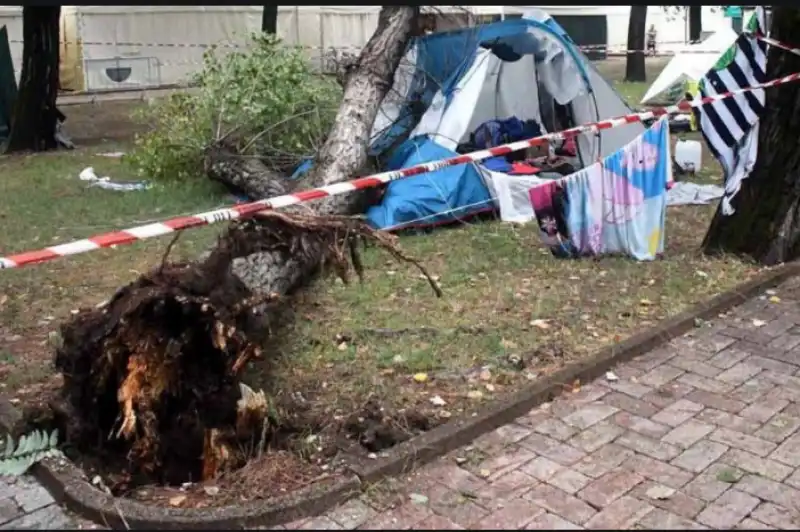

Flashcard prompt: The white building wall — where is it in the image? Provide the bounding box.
[0,6,752,92]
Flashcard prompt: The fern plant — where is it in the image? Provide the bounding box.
[0,429,61,477]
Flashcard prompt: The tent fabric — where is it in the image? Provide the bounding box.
[364,10,644,231]
[366,137,495,231]
[641,26,738,105]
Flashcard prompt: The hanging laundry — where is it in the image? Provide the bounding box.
[561,116,673,261]
[528,180,577,258]
[560,162,604,256]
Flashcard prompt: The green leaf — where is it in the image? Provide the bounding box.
[2,436,14,458]
[125,31,342,184]
[0,429,62,477]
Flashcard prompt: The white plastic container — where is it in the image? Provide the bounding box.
[674,139,702,174]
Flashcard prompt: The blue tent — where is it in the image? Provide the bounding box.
[299,9,644,231]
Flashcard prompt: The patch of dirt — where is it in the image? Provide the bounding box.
[0,325,56,393]
[9,209,762,512]
[12,203,763,510]
[125,452,333,509]
[60,99,150,147]
[22,384,434,508]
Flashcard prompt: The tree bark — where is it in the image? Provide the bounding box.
[262,5,278,34]
[212,6,418,297]
[39,6,426,486]
[4,6,61,153]
[702,7,800,265]
[204,141,296,201]
[688,6,702,42]
[625,6,648,82]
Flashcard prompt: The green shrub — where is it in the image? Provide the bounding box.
[127,34,343,183]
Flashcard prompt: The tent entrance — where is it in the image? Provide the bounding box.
[423,44,597,171]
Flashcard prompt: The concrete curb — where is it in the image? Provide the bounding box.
[1,261,797,529]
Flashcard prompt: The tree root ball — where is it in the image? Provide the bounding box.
[47,212,440,488]
[52,257,271,486]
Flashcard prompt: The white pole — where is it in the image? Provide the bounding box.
[500,6,505,21]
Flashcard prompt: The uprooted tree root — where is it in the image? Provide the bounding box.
[46,211,441,490]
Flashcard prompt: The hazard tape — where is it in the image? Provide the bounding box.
[2,71,798,270]
[6,39,362,51]
[756,35,800,58]
[0,39,753,58]
[9,34,792,71]
[7,37,699,50]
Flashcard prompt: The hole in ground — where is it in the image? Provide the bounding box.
[20,394,437,507]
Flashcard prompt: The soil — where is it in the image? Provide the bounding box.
[59,98,150,147]
[22,384,438,508]
[9,204,761,512]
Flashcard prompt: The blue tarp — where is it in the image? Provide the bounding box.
[365,137,494,230]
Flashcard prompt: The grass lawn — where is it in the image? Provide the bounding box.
[0,57,763,502]
[0,147,226,391]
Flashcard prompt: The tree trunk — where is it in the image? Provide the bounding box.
[4,6,61,153]
[45,6,425,486]
[688,6,702,42]
[262,5,278,34]
[702,7,800,265]
[214,6,418,297]
[625,6,647,82]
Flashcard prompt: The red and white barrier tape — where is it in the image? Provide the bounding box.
[2,71,799,270]
[756,35,800,58]
[5,37,706,50]
[3,35,776,54]
[12,34,799,72]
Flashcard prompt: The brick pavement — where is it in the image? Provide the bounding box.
[0,476,100,530]
[5,277,800,529]
[283,276,800,530]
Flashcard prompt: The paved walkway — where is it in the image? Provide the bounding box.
[0,476,100,530]
[286,275,800,530]
[4,277,800,529]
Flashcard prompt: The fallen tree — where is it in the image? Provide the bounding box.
[45,6,425,487]
[207,5,419,295]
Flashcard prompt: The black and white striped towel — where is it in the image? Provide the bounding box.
[693,7,768,215]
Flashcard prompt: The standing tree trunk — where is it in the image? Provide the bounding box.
[625,6,648,82]
[4,6,61,153]
[702,7,800,265]
[688,5,702,42]
[262,5,278,34]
